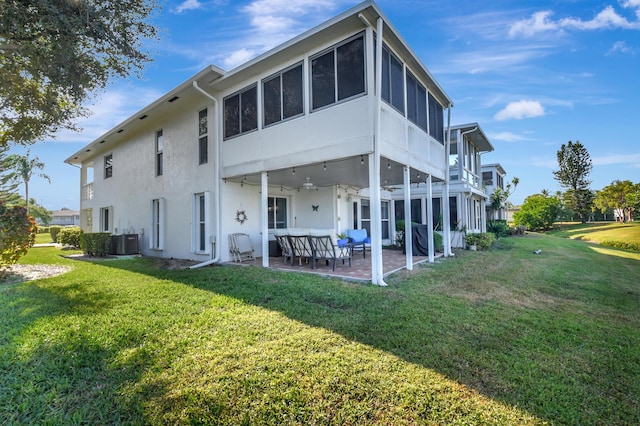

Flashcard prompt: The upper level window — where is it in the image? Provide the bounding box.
[406,71,427,132]
[155,129,163,176]
[198,109,208,165]
[224,85,257,139]
[482,171,493,186]
[381,44,404,114]
[263,63,304,127]
[311,33,365,110]
[428,93,444,144]
[104,154,113,179]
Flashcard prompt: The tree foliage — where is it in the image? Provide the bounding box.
[553,141,593,223]
[513,193,561,231]
[489,177,519,218]
[0,0,159,146]
[0,200,36,266]
[3,149,50,213]
[594,180,639,222]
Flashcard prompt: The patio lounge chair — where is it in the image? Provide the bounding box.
[273,229,294,265]
[288,229,313,265]
[347,228,371,258]
[229,233,255,262]
[308,231,352,271]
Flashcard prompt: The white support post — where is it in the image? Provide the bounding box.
[261,171,269,268]
[426,175,434,263]
[403,166,413,270]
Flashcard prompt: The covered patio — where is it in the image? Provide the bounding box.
[231,248,440,282]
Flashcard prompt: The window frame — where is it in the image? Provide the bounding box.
[406,70,428,132]
[198,108,208,165]
[381,43,405,115]
[310,32,367,112]
[151,198,165,250]
[192,192,210,254]
[262,62,304,128]
[104,154,113,179]
[100,206,112,232]
[267,196,288,230]
[155,129,163,176]
[223,84,258,140]
[428,93,444,144]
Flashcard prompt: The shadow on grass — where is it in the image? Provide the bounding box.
[93,248,639,426]
[0,265,156,424]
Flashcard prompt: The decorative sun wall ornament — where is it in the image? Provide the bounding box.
[235,210,248,225]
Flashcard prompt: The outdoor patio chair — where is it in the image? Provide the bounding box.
[229,233,255,262]
[288,231,313,266]
[308,233,352,271]
[273,230,294,265]
[347,228,371,258]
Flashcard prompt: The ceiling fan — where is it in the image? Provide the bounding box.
[302,177,318,190]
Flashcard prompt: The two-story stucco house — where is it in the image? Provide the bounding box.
[64,0,454,285]
[482,163,508,221]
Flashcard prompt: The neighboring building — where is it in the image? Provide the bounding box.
[64,1,454,285]
[482,163,508,221]
[50,209,80,226]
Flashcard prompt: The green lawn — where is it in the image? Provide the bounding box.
[1,235,638,425]
[548,221,640,246]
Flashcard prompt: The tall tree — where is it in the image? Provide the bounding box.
[553,140,593,223]
[5,149,50,214]
[0,0,159,147]
[594,180,638,222]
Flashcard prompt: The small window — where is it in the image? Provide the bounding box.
[100,207,112,232]
[267,197,288,229]
[224,85,257,139]
[151,198,164,250]
[198,109,208,165]
[193,192,210,254]
[104,154,113,179]
[311,33,365,111]
[263,63,304,127]
[156,129,163,176]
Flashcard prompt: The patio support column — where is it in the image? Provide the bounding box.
[403,166,413,270]
[369,16,386,286]
[426,174,435,263]
[261,171,269,268]
[443,104,452,256]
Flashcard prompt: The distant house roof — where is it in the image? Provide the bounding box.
[52,209,80,217]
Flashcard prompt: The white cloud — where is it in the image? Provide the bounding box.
[509,4,640,37]
[174,0,203,14]
[52,87,164,143]
[593,153,640,166]
[606,40,637,55]
[494,100,545,121]
[490,132,531,142]
[220,0,348,69]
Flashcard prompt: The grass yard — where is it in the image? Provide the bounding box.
[548,221,640,247]
[1,234,638,425]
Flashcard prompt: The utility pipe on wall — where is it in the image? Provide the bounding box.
[190,80,222,268]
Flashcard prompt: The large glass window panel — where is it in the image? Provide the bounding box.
[381,46,390,102]
[417,84,427,131]
[241,86,257,133]
[263,75,281,126]
[390,54,404,113]
[337,36,365,101]
[311,51,335,109]
[268,197,288,229]
[406,72,417,123]
[224,94,240,138]
[282,65,303,119]
[428,93,444,143]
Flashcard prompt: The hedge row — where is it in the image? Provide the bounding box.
[600,240,640,252]
[80,233,112,257]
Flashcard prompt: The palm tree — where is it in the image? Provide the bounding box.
[5,149,50,214]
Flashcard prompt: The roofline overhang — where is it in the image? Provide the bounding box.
[450,122,494,153]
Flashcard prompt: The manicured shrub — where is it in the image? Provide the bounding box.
[38,226,50,234]
[487,220,509,238]
[58,227,82,248]
[49,225,62,243]
[80,232,111,257]
[465,232,496,250]
[600,240,640,252]
[0,202,37,266]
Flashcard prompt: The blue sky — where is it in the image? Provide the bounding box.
[11,0,640,210]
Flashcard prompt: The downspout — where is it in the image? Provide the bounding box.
[190,80,222,268]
